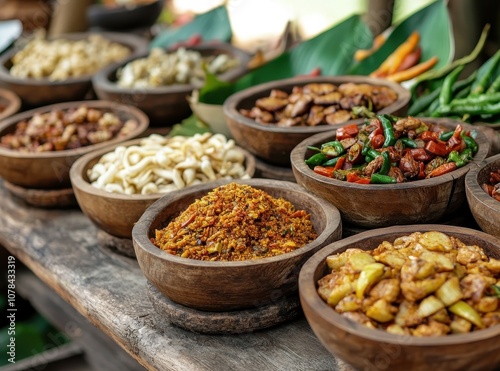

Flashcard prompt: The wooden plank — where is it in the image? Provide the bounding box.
[0,181,353,371]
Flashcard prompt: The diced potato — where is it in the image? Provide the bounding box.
[369,278,400,303]
[326,248,364,270]
[418,231,453,252]
[395,300,421,327]
[483,258,500,274]
[317,285,332,302]
[475,296,498,313]
[456,245,488,265]
[420,250,454,272]
[417,295,445,318]
[435,276,463,306]
[366,299,395,323]
[411,320,450,337]
[356,263,385,299]
[386,324,407,335]
[430,308,451,324]
[347,252,376,272]
[335,294,362,313]
[401,273,447,302]
[327,279,354,306]
[449,301,484,328]
[374,250,406,270]
[450,316,472,334]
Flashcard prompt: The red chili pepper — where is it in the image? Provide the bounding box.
[426,162,457,178]
[482,183,494,196]
[452,124,463,139]
[420,131,440,141]
[346,172,360,182]
[336,124,359,140]
[425,140,449,157]
[409,148,433,161]
[446,135,462,151]
[417,162,426,179]
[449,140,466,153]
[334,156,346,170]
[313,166,335,177]
[370,133,385,149]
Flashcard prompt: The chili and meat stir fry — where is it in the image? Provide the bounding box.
[482,168,500,202]
[318,231,500,336]
[154,182,317,261]
[305,114,479,184]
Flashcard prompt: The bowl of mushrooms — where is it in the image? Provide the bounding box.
[0,32,148,107]
[299,224,500,371]
[223,75,411,167]
[92,42,251,126]
[0,100,149,190]
[70,132,255,239]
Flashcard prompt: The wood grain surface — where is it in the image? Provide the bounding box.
[0,180,353,371]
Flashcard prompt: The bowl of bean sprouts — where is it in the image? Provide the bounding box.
[69,132,256,239]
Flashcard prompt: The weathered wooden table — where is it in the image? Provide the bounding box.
[0,181,353,371]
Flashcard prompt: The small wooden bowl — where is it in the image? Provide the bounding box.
[132,178,342,311]
[0,88,21,121]
[92,43,251,126]
[299,224,500,371]
[466,153,500,239]
[291,118,490,228]
[0,32,148,107]
[70,138,256,239]
[0,100,149,189]
[223,75,411,167]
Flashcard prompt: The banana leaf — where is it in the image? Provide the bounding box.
[349,0,454,76]
[199,14,372,104]
[150,6,232,49]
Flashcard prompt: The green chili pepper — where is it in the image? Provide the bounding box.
[305,152,328,168]
[322,156,341,167]
[370,173,397,184]
[380,113,398,123]
[437,101,500,116]
[379,151,391,175]
[447,151,467,167]
[400,137,418,148]
[361,138,371,156]
[321,140,345,157]
[438,131,454,141]
[459,148,473,162]
[470,48,500,96]
[379,115,396,147]
[439,65,466,107]
[366,149,380,159]
[461,132,479,153]
[449,92,500,107]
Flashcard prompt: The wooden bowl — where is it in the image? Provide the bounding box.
[0,88,21,121]
[299,224,500,371]
[0,32,148,107]
[291,118,490,228]
[70,138,256,239]
[92,43,251,126]
[223,76,411,167]
[87,0,164,31]
[465,153,500,239]
[0,100,149,189]
[132,178,342,311]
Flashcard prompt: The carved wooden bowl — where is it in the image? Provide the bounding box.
[223,75,411,167]
[466,153,500,239]
[92,43,251,126]
[132,178,342,311]
[0,32,148,107]
[70,138,256,239]
[0,88,21,121]
[0,100,149,189]
[291,118,490,228]
[299,224,500,371]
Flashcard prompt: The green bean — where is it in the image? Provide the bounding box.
[486,74,500,94]
[408,86,442,116]
[470,48,500,96]
[439,65,465,106]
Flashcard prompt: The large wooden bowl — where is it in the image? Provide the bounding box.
[132,178,342,311]
[0,100,149,189]
[223,76,411,167]
[0,32,148,107]
[92,43,251,126]
[291,118,490,228]
[70,138,256,239]
[0,88,21,121]
[466,153,500,239]
[299,224,500,371]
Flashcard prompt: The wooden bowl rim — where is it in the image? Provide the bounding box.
[0,88,21,121]
[0,31,148,86]
[0,100,149,159]
[70,136,257,202]
[222,75,412,134]
[132,178,342,267]
[299,223,500,346]
[91,42,251,95]
[465,152,500,213]
[291,118,490,190]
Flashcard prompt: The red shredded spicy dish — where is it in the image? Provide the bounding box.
[482,169,500,202]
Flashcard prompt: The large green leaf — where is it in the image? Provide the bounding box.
[199,14,372,104]
[349,0,454,76]
[150,6,232,49]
